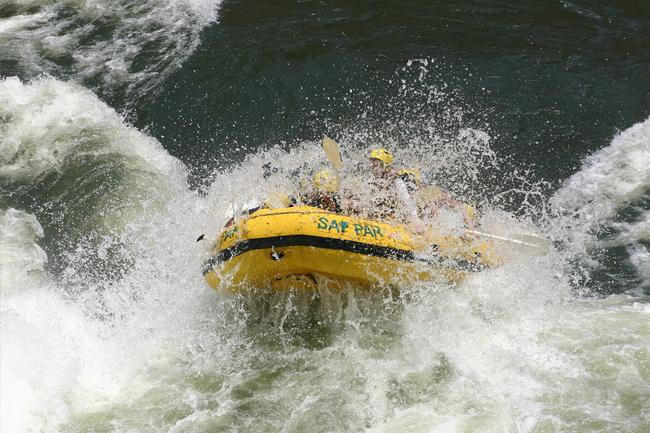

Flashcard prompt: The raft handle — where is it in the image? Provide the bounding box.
[270,247,285,261]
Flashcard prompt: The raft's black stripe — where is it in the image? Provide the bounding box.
[202,235,486,275]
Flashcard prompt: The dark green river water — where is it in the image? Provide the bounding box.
[135,1,650,180]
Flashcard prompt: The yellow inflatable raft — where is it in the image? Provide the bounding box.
[203,206,501,291]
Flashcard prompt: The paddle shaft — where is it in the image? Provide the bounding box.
[466,229,547,249]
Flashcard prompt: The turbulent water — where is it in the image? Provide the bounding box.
[1,1,649,432]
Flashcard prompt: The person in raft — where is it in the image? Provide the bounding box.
[366,147,402,217]
[368,148,478,227]
[397,166,476,227]
[369,148,398,181]
[301,169,342,213]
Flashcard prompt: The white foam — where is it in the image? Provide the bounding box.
[0,76,187,183]
[628,244,650,283]
[0,0,222,98]
[0,77,217,432]
[615,211,650,244]
[0,10,52,34]
[0,203,225,433]
[548,116,650,290]
[551,117,650,245]
[0,209,47,296]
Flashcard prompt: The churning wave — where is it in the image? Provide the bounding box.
[0,0,222,102]
[0,76,216,433]
[551,116,650,292]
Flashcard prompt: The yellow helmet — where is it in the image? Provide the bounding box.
[369,148,394,166]
[398,168,422,186]
[313,169,339,193]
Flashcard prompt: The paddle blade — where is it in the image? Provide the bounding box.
[322,136,343,171]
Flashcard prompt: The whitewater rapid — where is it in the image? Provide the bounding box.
[0,0,222,103]
[1,77,649,433]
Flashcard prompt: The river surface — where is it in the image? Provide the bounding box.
[1,1,649,432]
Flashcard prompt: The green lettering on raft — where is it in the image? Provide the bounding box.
[354,224,364,235]
[363,225,375,237]
[318,218,350,234]
[373,226,383,237]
